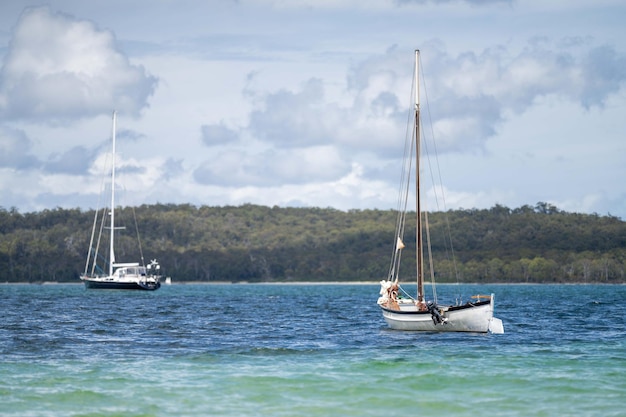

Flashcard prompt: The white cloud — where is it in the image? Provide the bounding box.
[0,0,624,220]
[248,78,335,148]
[194,145,350,187]
[225,162,394,209]
[0,7,157,121]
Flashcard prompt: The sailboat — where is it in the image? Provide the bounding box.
[80,111,162,291]
[377,50,504,333]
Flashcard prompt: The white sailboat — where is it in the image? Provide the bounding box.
[80,111,161,291]
[377,50,504,333]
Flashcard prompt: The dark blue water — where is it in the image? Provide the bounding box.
[1,283,625,416]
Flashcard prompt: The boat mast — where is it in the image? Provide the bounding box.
[109,111,117,276]
[415,50,424,304]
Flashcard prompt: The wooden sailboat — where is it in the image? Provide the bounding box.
[80,111,161,291]
[377,50,504,333]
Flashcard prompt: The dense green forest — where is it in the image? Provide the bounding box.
[0,202,624,283]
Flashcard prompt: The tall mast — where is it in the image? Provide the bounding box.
[415,50,424,304]
[109,111,117,276]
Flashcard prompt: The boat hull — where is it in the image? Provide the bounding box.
[380,298,502,333]
[81,276,160,291]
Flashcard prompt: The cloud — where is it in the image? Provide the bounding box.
[395,0,511,4]
[198,38,626,192]
[0,1,624,220]
[193,145,350,187]
[117,127,146,144]
[201,123,240,146]
[160,158,185,181]
[0,7,158,122]
[243,50,408,157]
[391,41,626,153]
[579,45,626,109]
[248,78,337,148]
[0,126,40,170]
[43,146,94,175]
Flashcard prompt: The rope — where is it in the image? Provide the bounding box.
[419,55,462,299]
[387,61,417,283]
[84,150,110,276]
[132,206,146,267]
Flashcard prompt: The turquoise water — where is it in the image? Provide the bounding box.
[1,283,624,416]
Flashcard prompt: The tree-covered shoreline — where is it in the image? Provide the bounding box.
[1,202,624,283]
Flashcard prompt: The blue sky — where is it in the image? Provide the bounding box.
[1,0,625,218]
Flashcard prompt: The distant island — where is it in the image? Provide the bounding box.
[1,202,624,284]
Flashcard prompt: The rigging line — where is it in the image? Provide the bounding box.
[417,125,438,300]
[422,198,438,303]
[84,148,110,275]
[388,62,417,282]
[132,206,146,268]
[420,55,462,288]
[397,90,416,281]
[396,124,413,284]
[398,284,415,301]
[415,53,438,303]
[389,122,412,282]
[396,65,417,283]
[85,208,99,276]
[92,207,107,276]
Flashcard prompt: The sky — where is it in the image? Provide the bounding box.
[0,0,625,218]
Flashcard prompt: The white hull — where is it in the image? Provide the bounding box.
[376,51,504,335]
[380,297,503,333]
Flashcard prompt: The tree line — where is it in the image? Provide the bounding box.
[0,202,624,283]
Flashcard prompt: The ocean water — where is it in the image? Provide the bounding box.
[1,283,624,417]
